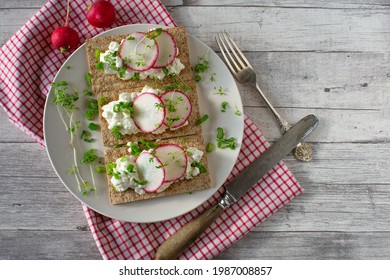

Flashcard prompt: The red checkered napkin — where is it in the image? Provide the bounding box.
[0,0,302,259]
[84,116,302,260]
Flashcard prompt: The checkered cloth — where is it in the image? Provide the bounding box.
[0,0,303,259]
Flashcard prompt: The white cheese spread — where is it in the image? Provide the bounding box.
[110,155,145,194]
[101,92,140,136]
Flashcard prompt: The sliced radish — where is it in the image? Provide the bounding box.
[132,93,166,133]
[160,90,192,129]
[119,32,159,72]
[151,30,177,68]
[153,144,188,182]
[156,182,172,193]
[135,151,165,193]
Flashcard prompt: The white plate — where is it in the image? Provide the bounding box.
[44,24,243,223]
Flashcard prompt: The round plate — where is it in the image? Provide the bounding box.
[44,24,243,223]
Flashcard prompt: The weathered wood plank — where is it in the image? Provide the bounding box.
[184,0,390,9]
[232,52,390,110]
[1,230,389,259]
[0,230,101,260]
[0,176,90,230]
[254,184,390,232]
[245,107,390,143]
[2,6,390,51]
[0,0,184,9]
[2,176,389,233]
[171,6,390,52]
[0,109,34,143]
[217,231,390,259]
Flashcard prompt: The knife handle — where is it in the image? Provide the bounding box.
[155,203,224,260]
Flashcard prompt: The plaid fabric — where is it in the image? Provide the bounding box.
[0,0,303,259]
[83,116,302,260]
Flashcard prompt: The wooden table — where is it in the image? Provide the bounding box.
[1,0,389,259]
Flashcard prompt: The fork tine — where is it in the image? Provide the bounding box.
[216,33,240,73]
[220,32,247,70]
[222,31,252,68]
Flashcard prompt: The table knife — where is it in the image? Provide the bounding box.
[155,114,319,260]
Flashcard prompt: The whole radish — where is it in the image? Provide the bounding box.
[51,0,79,53]
[87,0,116,28]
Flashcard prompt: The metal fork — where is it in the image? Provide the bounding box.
[216,31,313,162]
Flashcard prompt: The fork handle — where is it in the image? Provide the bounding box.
[254,83,292,134]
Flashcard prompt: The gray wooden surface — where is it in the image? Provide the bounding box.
[1,0,390,260]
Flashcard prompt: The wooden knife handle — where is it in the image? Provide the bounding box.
[155,203,224,260]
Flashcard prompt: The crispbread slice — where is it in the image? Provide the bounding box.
[98,79,202,147]
[105,134,212,204]
[85,26,193,95]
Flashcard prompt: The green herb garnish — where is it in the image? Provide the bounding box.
[146,28,163,39]
[88,123,99,131]
[216,127,236,150]
[126,164,135,173]
[195,114,209,126]
[206,143,214,153]
[133,178,148,185]
[83,88,93,96]
[221,101,229,112]
[98,96,109,106]
[111,125,124,140]
[95,166,106,173]
[85,98,98,120]
[81,149,98,164]
[139,139,159,150]
[129,142,142,157]
[112,101,134,116]
[95,49,101,59]
[95,61,104,70]
[191,161,207,173]
[234,104,242,116]
[193,53,210,82]
[86,72,92,86]
[81,130,94,142]
[52,81,79,113]
[214,86,226,95]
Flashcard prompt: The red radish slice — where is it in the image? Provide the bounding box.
[160,90,192,129]
[135,152,165,193]
[153,144,187,182]
[156,182,172,193]
[151,30,177,68]
[119,32,159,72]
[132,93,166,133]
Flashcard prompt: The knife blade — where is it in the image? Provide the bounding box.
[155,114,319,260]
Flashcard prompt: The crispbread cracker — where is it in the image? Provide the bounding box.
[97,79,202,146]
[85,26,193,95]
[105,134,212,204]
